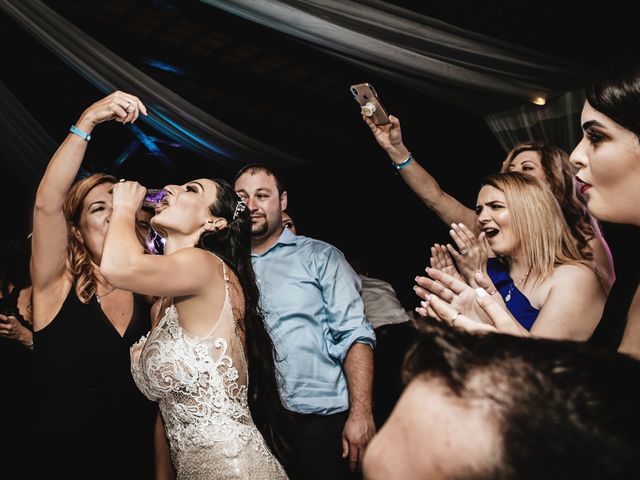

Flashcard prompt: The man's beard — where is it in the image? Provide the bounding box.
[251,218,269,238]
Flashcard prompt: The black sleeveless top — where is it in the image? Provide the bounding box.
[590,269,640,350]
[34,287,156,479]
[589,224,640,351]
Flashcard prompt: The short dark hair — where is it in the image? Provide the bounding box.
[404,320,640,479]
[234,163,286,194]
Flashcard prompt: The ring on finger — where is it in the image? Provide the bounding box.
[450,311,460,328]
[460,249,469,255]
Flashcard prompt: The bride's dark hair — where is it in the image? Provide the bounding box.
[195,178,290,462]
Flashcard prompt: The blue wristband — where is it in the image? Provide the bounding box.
[70,124,91,141]
[392,153,413,170]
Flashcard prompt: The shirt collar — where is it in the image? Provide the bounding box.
[252,226,297,257]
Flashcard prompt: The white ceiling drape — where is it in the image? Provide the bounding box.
[0,0,307,167]
[200,0,588,115]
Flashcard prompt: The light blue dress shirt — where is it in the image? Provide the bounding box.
[251,227,376,414]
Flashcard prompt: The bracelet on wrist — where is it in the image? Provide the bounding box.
[69,124,92,142]
[392,153,414,171]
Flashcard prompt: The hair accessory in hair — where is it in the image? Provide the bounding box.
[233,197,247,219]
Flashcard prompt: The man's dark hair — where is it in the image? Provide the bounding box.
[404,320,640,480]
[234,163,286,194]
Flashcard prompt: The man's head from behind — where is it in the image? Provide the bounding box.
[363,320,640,480]
[234,164,287,243]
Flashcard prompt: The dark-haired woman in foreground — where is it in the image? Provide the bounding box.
[570,54,640,357]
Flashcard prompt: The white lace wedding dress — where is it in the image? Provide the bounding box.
[131,260,287,479]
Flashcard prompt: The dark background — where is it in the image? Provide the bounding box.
[1,0,637,309]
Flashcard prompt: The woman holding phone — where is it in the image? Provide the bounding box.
[362,112,615,294]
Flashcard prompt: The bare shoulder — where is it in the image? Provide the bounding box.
[32,269,73,300]
[164,247,225,293]
[169,247,221,272]
[551,263,601,288]
[181,247,227,279]
[171,246,214,261]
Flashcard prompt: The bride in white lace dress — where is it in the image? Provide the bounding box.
[101,177,288,479]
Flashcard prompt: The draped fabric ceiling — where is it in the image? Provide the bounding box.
[0,0,588,182]
[0,0,306,169]
[200,0,587,114]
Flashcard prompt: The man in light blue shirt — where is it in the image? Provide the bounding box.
[235,165,376,480]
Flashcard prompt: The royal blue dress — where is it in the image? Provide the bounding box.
[487,258,539,331]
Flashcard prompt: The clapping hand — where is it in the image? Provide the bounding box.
[429,243,464,282]
[414,268,526,337]
[413,267,492,327]
[446,223,490,286]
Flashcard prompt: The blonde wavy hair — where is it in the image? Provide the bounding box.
[482,172,589,283]
[500,142,595,260]
[63,173,117,304]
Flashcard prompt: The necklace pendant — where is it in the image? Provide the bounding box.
[95,286,115,304]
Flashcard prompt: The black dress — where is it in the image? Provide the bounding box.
[589,270,640,350]
[34,287,157,479]
[589,224,640,351]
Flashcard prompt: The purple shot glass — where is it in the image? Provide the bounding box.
[142,188,168,209]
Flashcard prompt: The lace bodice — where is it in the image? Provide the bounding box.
[130,259,287,478]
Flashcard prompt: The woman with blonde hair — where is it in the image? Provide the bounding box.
[31,91,157,477]
[364,117,615,292]
[416,172,606,340]
[501,142,605,264]
[409,54,640,353]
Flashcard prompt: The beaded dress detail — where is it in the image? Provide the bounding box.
[131,257,287,479]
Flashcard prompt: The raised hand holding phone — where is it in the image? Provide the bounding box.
[353,83,414,168]
[363,113,411,164]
